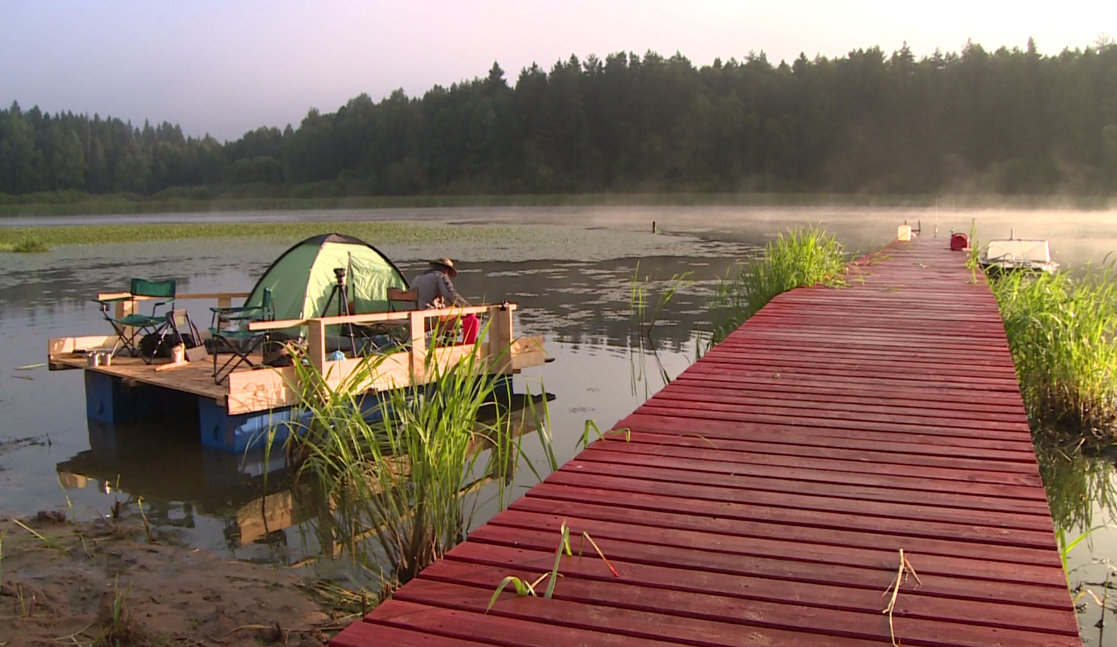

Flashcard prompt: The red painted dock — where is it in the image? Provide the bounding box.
[331,235,1081,647]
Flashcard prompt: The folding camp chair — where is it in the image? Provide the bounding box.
[95,279,176,363]
[209,288,273,384]
[351,287,419,352]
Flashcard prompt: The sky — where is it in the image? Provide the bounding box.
[1,0,1112,142]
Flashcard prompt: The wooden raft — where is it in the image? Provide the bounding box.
[331,235,1082,647]
[49,303,549,415]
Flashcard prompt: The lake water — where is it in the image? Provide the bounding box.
[2,205,1117,642]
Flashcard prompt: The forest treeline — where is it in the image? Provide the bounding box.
[2,39,1116,202]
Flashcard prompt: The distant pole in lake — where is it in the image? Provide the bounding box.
[652,221,657,234]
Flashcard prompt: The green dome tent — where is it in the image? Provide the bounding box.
[244,233,408,321]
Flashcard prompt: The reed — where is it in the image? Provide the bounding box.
[629,265,693,396]
[285,332,518,594]
[705,226,847,348]
[990,268,1117,433]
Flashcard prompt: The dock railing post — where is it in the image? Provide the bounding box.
[409,310,427,381]
[487,305,514,375]
[115,299,137,342]
[217,296,233,330]
[307,319,326,377]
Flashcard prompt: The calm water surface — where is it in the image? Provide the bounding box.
[3,206,1117,641]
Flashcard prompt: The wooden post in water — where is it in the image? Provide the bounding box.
[487,305,514,375]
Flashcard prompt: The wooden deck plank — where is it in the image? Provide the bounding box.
[619,413,1038,450]
[575,445,1049,503]
[331,235,1080,647]
[429,546,1077,634]
[396,577,1077,647]
[483,509,1069,588]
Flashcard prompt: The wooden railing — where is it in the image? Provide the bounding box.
[245,303,517,391]
[96,291,252,321]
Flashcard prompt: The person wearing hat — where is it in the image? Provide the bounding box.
[411,258,479,344]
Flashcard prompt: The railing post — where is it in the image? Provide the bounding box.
[217,296,232,330]
[487,305,513,375]
[115,299,137,340]
[409,311,427,380]
[307,319,326,376]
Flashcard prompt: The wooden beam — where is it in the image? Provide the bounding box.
[248,303,517,331]
[48,335,118,356]
[175,292,251,300]
[95,291,251,301]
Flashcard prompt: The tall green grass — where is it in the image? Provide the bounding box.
[285,337,524,594]
[991,269,1117,433]
[705,226,847,347]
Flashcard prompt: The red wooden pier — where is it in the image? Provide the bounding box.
[332,235,1081,647]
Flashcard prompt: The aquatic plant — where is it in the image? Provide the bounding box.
[705,225,847,348]
[629,265,693,397]
[286,333,523,593]
[2,235,50,253]
[991,268,1117,433]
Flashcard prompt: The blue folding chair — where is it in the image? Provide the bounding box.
[95,279,176,363]
[209,288,273,384]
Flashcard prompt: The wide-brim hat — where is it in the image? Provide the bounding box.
[429,258,458,277]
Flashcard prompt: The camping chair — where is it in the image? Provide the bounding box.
[388,287,419,313]
[95,279,177,363]
[349,287,418,353]
[209,288,273,384]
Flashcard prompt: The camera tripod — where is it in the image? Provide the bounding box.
[320,266,356,355]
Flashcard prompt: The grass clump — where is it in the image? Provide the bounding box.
[287,338,519,596]
[2,235,51,253]
[705,225,847,347]
[991,269,1117,434]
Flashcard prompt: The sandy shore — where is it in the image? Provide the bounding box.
[0,511,347,647]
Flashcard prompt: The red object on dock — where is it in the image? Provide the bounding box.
[331,236,1081,647]
[950,232,969,251]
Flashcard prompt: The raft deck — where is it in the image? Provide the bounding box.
[49,303,548,415]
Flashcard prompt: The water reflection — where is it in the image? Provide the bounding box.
[1035,435,1117,646]
[55,415,296,549]
[1037,437,1117,534]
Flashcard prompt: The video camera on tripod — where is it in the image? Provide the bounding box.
[321,266,355,355]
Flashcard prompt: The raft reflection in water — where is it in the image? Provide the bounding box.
[56,389,555,551]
